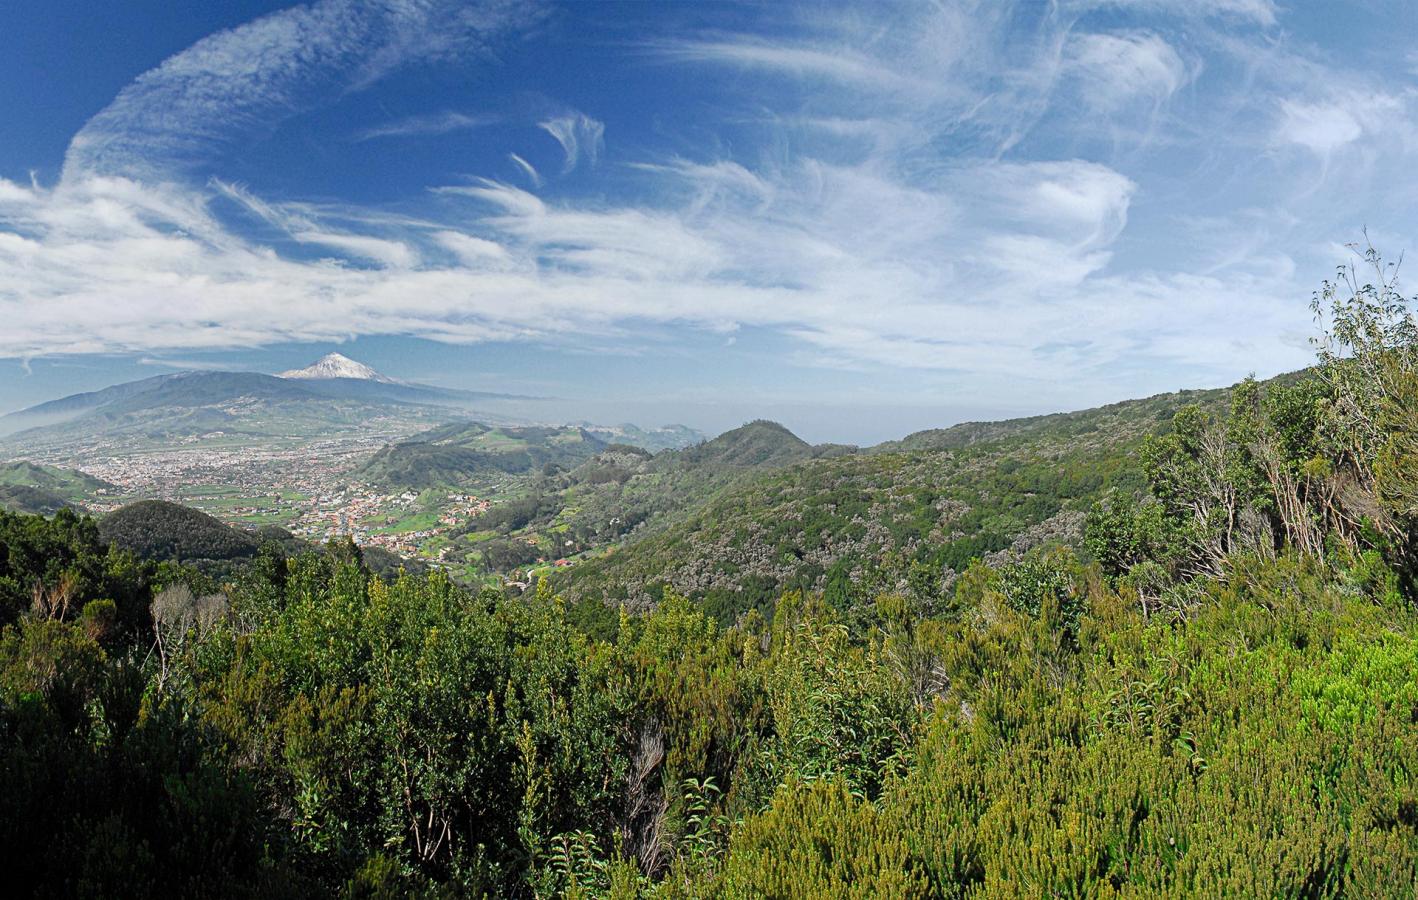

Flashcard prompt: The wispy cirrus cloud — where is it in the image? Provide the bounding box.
[507,152,542,187]
[651,37,941,97]
[138,356,251,371]
[1273,92,1407,157]
[1094,0,1278,26]
[537,112,605,173]
[63,0,541,182]
[1064,31,1193,112]
[352,110,494,142]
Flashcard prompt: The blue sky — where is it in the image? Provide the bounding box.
[1,0,1416,443]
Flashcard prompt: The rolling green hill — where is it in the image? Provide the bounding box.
[0,462,115,514]
[0,485,76,516]
[672,419,820,467]
[871,385,1230,453]
[96,499,422,579]
[355,422,610,489]
[0,461,115,497]
[436,420,853,573]
[552,384,1240,622]
[98,500,263,568]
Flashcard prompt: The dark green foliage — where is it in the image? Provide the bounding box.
[100,500,261,566]
[0,620,286,898]
[0,506,153,635]
[995,554,1085,642]
[2,500,1417,896]
[96,500,421,581]
[0,483,80,515]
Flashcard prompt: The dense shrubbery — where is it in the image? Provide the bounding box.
[5,526,1415,896]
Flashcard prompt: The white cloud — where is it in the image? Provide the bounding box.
[507,153,542,187]
[1274,93,1406,156]
[138,356,246,371]
[651,38,936,97]
[0,148,1144,390]
[433,230,512,267]
[1276,101,1363,154]
[538,113,605,173]
[291,231,418,268]
[63,0,540,181]
[1066,32,1191,111]
[352,111,492,142]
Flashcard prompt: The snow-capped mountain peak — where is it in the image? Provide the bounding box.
[278,353,398,383]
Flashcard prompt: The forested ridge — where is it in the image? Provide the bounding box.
[4,251,1418,897]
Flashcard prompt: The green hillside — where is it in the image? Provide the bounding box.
[428,397,1238,599]
[561,418,1121,620]
[98,500,263,569]
[0,484,77,515]
[0,462,114,514]
[0,461,114,497]
[871,384,1232,453]
[432,420,849,577]
[94,499,421,580]
[673,419,819,467]
[355,422,610,489]
[543,385,1255,619]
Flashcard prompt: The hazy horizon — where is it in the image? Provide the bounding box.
[1,342,1270,447]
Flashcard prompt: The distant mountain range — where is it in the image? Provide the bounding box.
[0,356,702,455]
[0,357,497,453]
[0,370,432,449]
[575,423,706,453]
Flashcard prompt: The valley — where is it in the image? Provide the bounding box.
[0,356,708,584]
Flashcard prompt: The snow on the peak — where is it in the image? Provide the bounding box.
[278,353,397,383]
